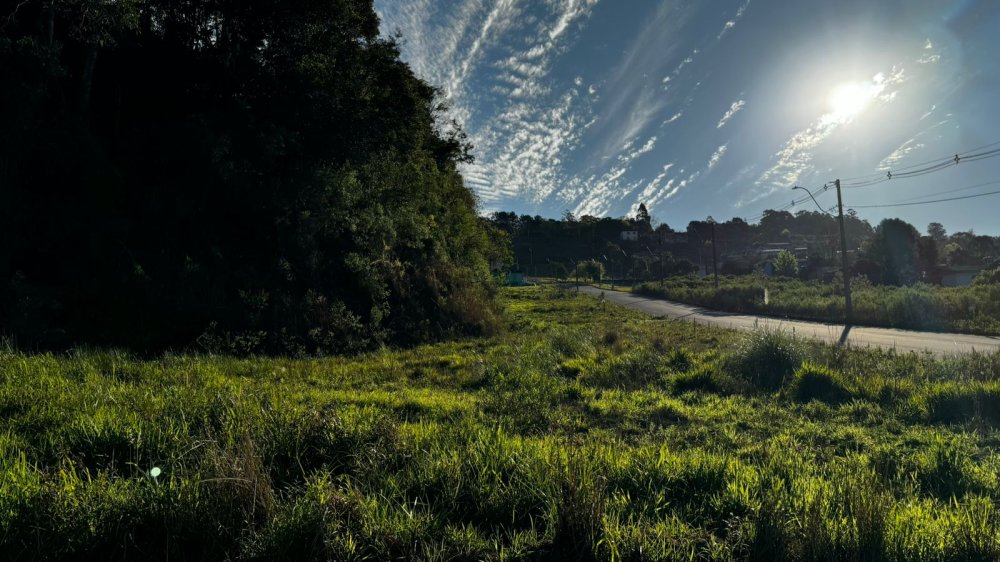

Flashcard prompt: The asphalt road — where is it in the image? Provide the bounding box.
[576,285,1000,355]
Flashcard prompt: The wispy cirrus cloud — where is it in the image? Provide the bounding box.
[745,66,907,204]
[717,100,746,128]
[717,0,750,39]
[708,144,729,169]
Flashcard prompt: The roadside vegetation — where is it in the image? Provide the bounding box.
[2,286,999,560]
[636,273,1000,335]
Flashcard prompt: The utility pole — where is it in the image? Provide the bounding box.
[793,183,853,325]
[835,179,853,325]
[708,217,719,288]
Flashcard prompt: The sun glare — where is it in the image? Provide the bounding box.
[827,81,874,122]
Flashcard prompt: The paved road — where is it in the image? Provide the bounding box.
[576,286,1000,355]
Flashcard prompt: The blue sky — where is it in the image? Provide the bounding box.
[375,0,1000,235]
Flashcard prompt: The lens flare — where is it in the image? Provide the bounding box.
[827,81,875,122]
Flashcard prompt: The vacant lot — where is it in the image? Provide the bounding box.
[1,287,998,560]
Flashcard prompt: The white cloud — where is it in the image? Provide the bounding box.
[708,144,728,169]
[716,100,745,128]
[662,112,683,125]
[378,0,601,205]
[716,0,750,39]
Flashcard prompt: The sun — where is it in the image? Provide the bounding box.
[827,81,874,122]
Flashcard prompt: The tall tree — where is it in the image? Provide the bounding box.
[867,219,921,285]
[635,202,651,231]
[927,222,947,243]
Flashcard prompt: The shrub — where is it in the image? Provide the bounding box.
[972,266,1000,286]
[788,362,852,404]
[725,330,804,391]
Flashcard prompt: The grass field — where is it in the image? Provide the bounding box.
[2,287,1000,560]
[636,275,1000,335]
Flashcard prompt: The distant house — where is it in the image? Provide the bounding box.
[941,266,984,287]
[620,231,639,242]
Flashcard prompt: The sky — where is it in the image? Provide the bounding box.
[375,0,1000,235]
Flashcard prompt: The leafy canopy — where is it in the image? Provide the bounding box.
[0,0,503,354]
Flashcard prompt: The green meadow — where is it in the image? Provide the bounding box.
[1,286,999,560]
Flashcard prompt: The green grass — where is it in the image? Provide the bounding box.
[1,286,999,560]
[636,275,1000,335]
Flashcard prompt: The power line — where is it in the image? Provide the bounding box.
[850,187,1000,209]
[743,141,1000,220]
[893,179,1000,203]
[837,139,1000,184]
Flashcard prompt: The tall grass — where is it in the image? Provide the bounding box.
[636,276,1000,334]
[0,286,998,560]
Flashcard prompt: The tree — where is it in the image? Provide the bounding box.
[551,262,570,280]
[866,219,920,285]
[773,250,799,277]
[635,202,651,231]
[917,236,939,278]
[1,0,500,353]
[575,260,605,282]
[927,222,947,243]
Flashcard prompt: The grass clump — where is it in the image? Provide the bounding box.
[788,362,853,405]
[919,381,1000,425]
[725,330,803,391]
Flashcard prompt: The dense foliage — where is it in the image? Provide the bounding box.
[1,287,999,560]
[772,250,799,278]
[0,0,500,353]
[636,275,1000,335]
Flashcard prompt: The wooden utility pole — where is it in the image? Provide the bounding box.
[835,179,853,325]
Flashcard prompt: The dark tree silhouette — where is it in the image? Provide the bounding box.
[866,219,921,285]
[1,0,502,353]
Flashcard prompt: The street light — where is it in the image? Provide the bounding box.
[792,183,852,325]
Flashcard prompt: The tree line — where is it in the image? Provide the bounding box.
[489,205,1000,286]
[1,0,507,354]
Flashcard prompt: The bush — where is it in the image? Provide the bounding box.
[725,330,803,391]
[972,266,1000,286]
[788,362,852,404]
